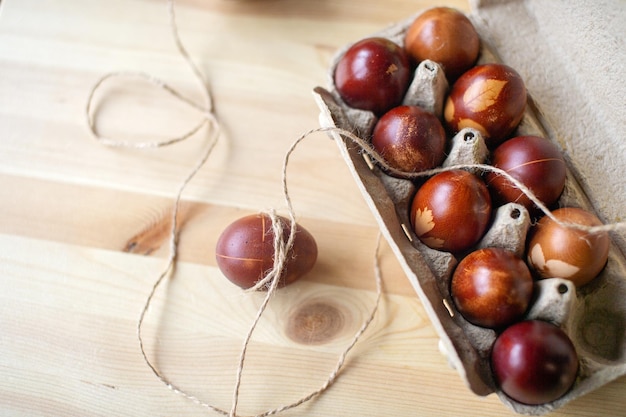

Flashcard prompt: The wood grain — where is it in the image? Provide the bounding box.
[1,0,624,416]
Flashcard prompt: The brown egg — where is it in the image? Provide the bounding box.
[410,169,492,253]
[444,63,527,148]
[215,213,318,289]
[371,105,447,176]
[451,247,534,329]
[404,7,480,81]
[527,207,610,287]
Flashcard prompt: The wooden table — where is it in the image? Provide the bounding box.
[1,0,624,416]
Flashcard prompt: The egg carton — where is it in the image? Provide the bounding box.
[313,1,626,415]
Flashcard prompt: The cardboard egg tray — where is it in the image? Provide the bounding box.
[313,0,626,414]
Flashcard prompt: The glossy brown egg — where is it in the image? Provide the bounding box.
[215,213,318,289]
[371,105,447,176]
[451,247,534,329]
[487,135,566,215]
[334,37,411,115]
[410,169,492,253]
[444,63,527,148]
[527,207,610,287]
[404,7,480,81]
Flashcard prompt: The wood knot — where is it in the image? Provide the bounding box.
[286,301,345,345]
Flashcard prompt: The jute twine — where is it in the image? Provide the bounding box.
[84,1,625,416]
[327,129,626,236]
[84,1,384,417]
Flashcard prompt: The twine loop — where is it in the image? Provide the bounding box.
[85,1,384,416]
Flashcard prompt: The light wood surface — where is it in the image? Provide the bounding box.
[1,1,624,416]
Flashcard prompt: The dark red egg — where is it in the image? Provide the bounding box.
[334,37,411,115]
[487,135,566,214]
[215,213,318,289]
[491,320,578,405]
